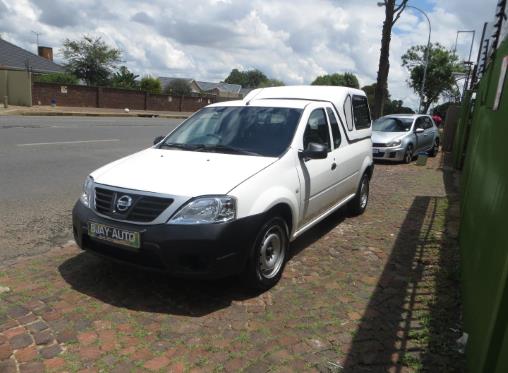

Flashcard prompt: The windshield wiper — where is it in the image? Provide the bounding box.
[159,142,198,151]
[194,144,261,156]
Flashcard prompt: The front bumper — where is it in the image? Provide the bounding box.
[72,201,264,278]
[372,146,405,161]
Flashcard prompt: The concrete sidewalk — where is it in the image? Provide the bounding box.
[0,105,192,119]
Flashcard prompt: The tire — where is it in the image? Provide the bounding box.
[244,216,289,291]
[348,173,370,216]
[428,138,439,157]
[403,144,414,164]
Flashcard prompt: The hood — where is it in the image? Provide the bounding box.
[91,148,277,197]
[372,131,408,144]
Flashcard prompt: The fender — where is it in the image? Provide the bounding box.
[246,187,299,237]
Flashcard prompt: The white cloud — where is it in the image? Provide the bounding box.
[0,0,500,111]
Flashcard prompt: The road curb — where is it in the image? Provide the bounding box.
[16,111,190,119]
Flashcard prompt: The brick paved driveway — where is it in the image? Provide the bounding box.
[0,153,463,372]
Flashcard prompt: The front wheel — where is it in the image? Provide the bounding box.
[403,144,414,164]
[244,217,289,290]
[348,173,370,216]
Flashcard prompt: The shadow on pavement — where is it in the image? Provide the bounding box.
[342,152,463,372]
[58,206,348,318]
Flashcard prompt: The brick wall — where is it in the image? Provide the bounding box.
[32,83,97,107]
[31,82,227,112]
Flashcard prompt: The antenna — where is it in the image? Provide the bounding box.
[31,31,43,48]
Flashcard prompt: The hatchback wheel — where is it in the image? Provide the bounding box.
[403,144,414,164]
[429,139,439,157]
[245,216,288,290]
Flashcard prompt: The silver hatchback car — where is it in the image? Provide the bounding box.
[372,114,440,163]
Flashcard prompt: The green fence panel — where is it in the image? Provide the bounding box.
[452,90,473,169]
[459,37,508,373]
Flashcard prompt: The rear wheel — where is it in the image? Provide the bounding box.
[348,173,370,216]
[403,144,414,164]
[244,216,288,290]
[429,138,439,157]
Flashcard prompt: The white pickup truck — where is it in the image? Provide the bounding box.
[73,85,374,289]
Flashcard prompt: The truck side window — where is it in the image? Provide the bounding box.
[344,95,354,131]
[352,95,371,129]
[326,108,341,148]
[303,109,331,151]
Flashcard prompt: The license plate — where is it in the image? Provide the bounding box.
[88,222,140,249]
[372,148,380,154]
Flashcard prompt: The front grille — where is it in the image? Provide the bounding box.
[373,143,386,147]
[94,187,173,222]
[373,152,385,157]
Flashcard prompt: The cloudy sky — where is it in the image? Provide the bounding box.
[0,0,500,109]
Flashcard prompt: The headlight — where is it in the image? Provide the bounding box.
[386,140,402,147]
[80,176,94,208]
[169,196,236,224]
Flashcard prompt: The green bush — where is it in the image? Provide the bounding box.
[140,76,162,94]
[34,72,79,85]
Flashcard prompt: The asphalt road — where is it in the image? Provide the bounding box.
[0,115,182,262]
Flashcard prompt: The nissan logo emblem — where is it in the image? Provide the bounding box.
[116,195,133,212]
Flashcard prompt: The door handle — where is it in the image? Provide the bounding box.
[331,162,337,170]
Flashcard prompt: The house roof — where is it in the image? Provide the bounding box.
[195,80,241,94]
[158,76,242,95]
[158,77,194,91]
[0,39,65,73]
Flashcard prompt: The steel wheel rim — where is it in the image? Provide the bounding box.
[258,226,285,279]
[360,177,369,209]
[405,147,412,163]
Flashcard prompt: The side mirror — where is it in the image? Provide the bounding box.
[299,142,328,160]
[415,128,424,134]
[153,135,165,145]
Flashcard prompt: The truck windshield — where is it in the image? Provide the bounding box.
[160,106,303,157]
[373,117,414,132]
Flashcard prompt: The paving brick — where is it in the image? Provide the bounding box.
[39,344,63,359]
[18,362,45,373]
[144,356,170,371]
[43,357,65,370]
[0,359,17,373]
[0,343,13,359]
[7,305,29,319]
[9,333,32,349]
[33,330,54,345]
[15,345,38,362]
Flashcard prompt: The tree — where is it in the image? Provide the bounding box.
[373,0,408,119]
[258,79,285,88]
[311,72,359,88]
[165,79,191,96]
[140,76,162,94]
[224,68,276,88]
[362,83,414,115]
[61,36,122,86]
[111,66,139,89]
[402,43,462,113]
[34,72,79,85]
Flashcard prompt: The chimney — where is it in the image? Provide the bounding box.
[38,46,53,61]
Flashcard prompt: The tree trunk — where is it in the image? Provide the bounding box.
[372,1,396,119]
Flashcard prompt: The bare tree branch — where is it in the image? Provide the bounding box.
[392,0,408,25]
